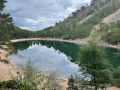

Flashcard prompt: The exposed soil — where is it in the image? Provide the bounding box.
[103,9,120,24]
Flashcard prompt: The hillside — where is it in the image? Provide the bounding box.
[1,0,120,45]
[103,8,120,23]
[36,0,120,45]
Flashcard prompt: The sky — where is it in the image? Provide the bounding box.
[4,0,91,31]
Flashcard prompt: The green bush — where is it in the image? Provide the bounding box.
[0,41,6,45]
[99,21,120,45]
[6,59,62,90]
[1,59,9,64]
[0,80,22,89]
[105,29,120,44]
[112,67,120,87]
[63,32,71,40]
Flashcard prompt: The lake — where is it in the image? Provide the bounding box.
[8,40,120,77]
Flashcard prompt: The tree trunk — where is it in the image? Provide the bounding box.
[93,50,97,90]
[93,75,97,90]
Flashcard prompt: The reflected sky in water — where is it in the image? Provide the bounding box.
[8,40,120,78]
[9,43,79,77]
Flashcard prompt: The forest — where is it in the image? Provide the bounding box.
[0,0,37,43]
[0,0,120,89]
[0,0,120,45]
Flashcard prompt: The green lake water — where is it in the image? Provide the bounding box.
[8,40,120,77]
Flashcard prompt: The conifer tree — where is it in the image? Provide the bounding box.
[0,0,13,24]
[78,39,112,90]
[0,0,13,42]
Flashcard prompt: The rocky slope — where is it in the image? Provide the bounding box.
[103,8,120,23]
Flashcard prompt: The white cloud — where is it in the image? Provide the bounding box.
[84,0,91,3]
[20,27,30,30]
[67,7,76,13]
[4,0,91,30]
[26,18,39,25]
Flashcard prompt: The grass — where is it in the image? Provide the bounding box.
[0,59,9,64]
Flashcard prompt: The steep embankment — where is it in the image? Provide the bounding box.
[103,8,120,23]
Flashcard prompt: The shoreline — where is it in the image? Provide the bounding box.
[0,45,17,81]
[0,38,120,90]
[11,38,120,49]
[0,44,68,90]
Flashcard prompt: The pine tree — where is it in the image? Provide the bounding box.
[0,0,13,24]
[78,39,112,90]
[0,0,7,11]
[0,0,13,42]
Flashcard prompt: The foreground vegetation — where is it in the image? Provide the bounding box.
[0,39,120,90]
[67,38,120,90]
[0,60,62,90]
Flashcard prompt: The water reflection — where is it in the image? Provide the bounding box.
[9,41,80,77]
[8,40,120,77]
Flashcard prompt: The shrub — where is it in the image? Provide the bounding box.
[1,59,9,64]
[0,42,6,45]
[112,67,120,87]
[105,29,120,44]
[0,59,63,90]
[0,80,23,89]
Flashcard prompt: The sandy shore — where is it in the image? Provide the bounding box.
[0,43,68,90]
[11,38,120,49]
[0,45,16,81]
[0,38,120,90]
